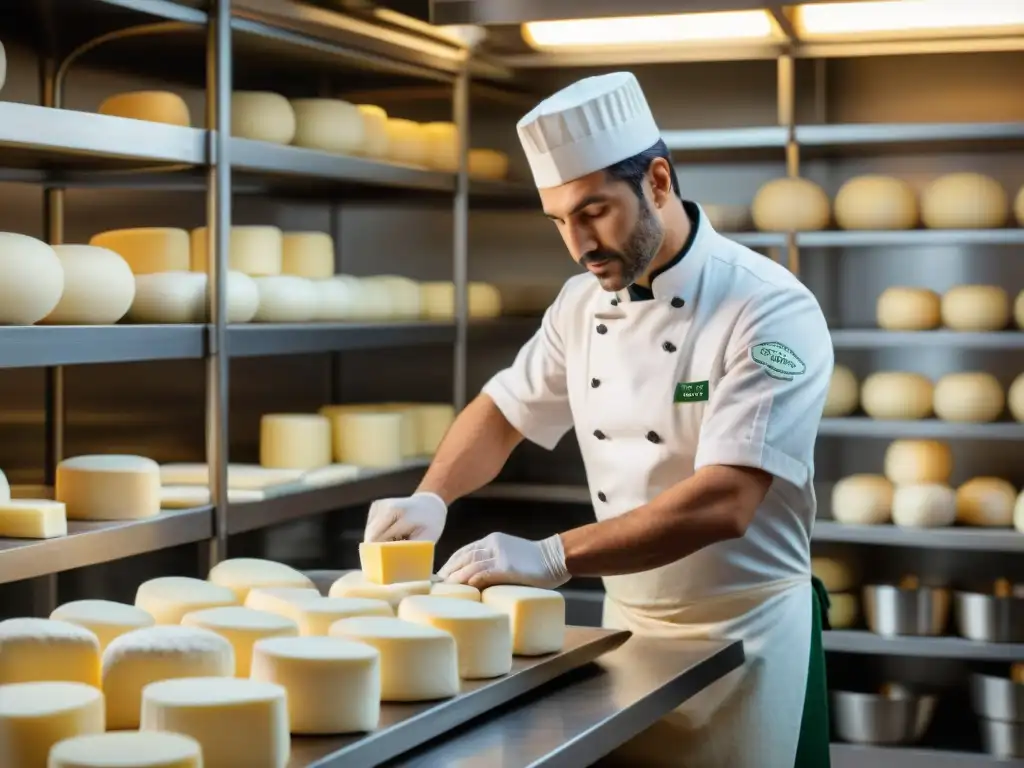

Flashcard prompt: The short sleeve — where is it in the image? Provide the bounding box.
[694,286,833,488]
[480,286,574,450]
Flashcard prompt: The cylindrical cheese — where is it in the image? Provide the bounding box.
[876,287,941,331]
[883,440,953,485]
[751,178,830,232]
[384,119,427,166]
[311,279,361,321]
[480,585,566,656]
[291,99,365,154]
[48,731,203,768]
[1016,290,1024,330]
[282,232,334,279]
[288,597,394,637]
[191,226,283,276]
[181,607,298,677]
[207,558,315,602]
[468,148,509,180]
[423,121,459,172]
[1014,489,1024,534]
[327,574,430,609]
[253,276,318,323]
[956,477,1017,527]
[56,455,161,521]
[361,275,421,320]
[414,403,456,455]
[330,411,403,468]
[1015,184,1024,226]
[942,285,1010,332]
[701,204,750,232]
[921,172,1009,229]
[89,228,190,275]
[891,483,957,528]
[232,91,296,145]
[399,596,512,679]
[828,593,859,630]
[98,91,190,126]
[0,618,101,687]
[0,682,104,767]
[430,583,481,601]
[420,281,503,320]
[134,577,239,625]
[226,271,260,323]
[1009,372,1024,422]
[357,104,389,158]
[260,414,332,470]
[243,588,321,622]
[933,372,1005,423]
[41,245,134,325]
[811,557,857,593]
[127,272,205,323]
[0,232,64,325]
[831,474,893,525]
[860,372,933,420]
[824,365,859,417]
[834,175,918,230]
[50,600,156,652]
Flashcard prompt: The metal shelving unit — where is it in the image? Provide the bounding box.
[830,330,1024,350]
[823,631,1024,661]
[225,323,456,357]
[818,419,1024,440]
[830,744,1022,768]
[0,325,206,368]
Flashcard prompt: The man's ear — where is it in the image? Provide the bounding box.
[647,157,674,208]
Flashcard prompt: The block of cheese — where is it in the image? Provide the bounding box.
[135,577,239,625]
[876,287,941,331]
[251,637,379,734]
[934,372,1005,423]
[956,477,1016,527]
[41,245,135,325]
[834,175,918,230]
[140,677,289,768]
[422,121,459,172]
[190,226,283,276]
[892,484,957,528]
[51,600,156,652]
[159,463,304,489]
[181,607,298,677]
[752,178,831,231]
[384,118,427,166]
[89,228,190,275]
[291,98,364,154]
[127,272,205,323]
[328,573,431,609]
[399,596,512,678]
[360,540,435,585]
[860,372,933,420]
[208,558,315,602]
[329,616,459,701]
[102,625,234,730]
[824,365,859,417]
[98,91,190,126]
[468,148,509,180]
[244,587,321,621]
[252,276,318,322]
[1011,372,1024,422]
[430,582,481,601]
[0,499,66,538]
[0,618,101,687]
[290,596,394,636]
[480,586,565,656]
[921,172,1009,229]
[330,411,403,468]
[0,682,104,768]
[414,403,456,455]
[260,414,332,470]
[320,404,416,457]
[232,91,296,145]
[311,278,362,321]
[357,104,389,158]
[0,232,64,325]
[884,440,953,485]
[49,731,202,768]
[811,557,857,593]
[831,474,893,525]
[56,455,160,520]
[159,485,265,508]
[300,463,361,487]
[941,285,1010,331]
[282,232,334,279]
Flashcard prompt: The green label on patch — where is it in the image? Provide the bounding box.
[750,341,806,381]
[674,380,709,403]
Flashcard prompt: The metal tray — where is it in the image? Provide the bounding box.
[288,626,631,768]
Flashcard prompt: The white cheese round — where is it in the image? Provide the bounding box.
[876,286,941,331]
[941,285,1010,331]
[48,731,202,768]
[50,600,156,652]
[330,411,403,468]
[252,276,318,322]
[0,232,64,325]
[0,618,100,687]
[1016,290,1024,330]
[1009,372,1024,422]
[468,148,509,180]
[282,232,334,279]
[811,557,857,593]
[231,91,296,145]
[127,272,205,323]
[41,245,134,325]
[89,227,190,275]
[430,583,481,601]
[921,173,1009,229]
[423,121,459,172]
[362,275,421,320]
[226,270,260,323]
[828,593,859,630]
[934,372,1005,423]
[357,104,389,158]
[190,226,283,276]
[480,585,566,656]
[751,178,831,231]
[97,91,190,126]
[891,483,957,528]
[956,477,1017,527]
[860,372,934,420]
[311,279,360,321]
[289,597,394,637]
[55,455,160,521]
[399,595,512,678]
[824,365,859,417]
[831,474,893,526]
[384,119,427,166]
[243,587,321,622]
[291,98,365,154]
[260,413,332,470]
[134,577,238,625]
[834,175,918,230]
[0,682,104,767]
[414,403,456,455]
[883,439,953,485]
[181,606,298,677]
[327,574,431,609]
[208,559,314,602]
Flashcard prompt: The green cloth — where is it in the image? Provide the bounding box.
[793,576,831,768]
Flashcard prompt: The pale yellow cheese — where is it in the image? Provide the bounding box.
[934,372,1005,423]
[418,281,503,320]
[0,232,64,325]
[892,484,957,528]
[384,118,427,165]
[1011,372,1024,422]
[752,178,831,231]
[89,228,190,275]
[883,440,953,485]
[831,474,893,525]
[468,148,509,180]
[422,121,459,172]
[190,226,283,276]
[942,285,1011,331]
[207,558,315,602]
[231,91,296,145]
[361,275,422,320]
[98,91,190,126]
[356,104,389,158]
[834,175,918,230]
[55,455,161,521]
[291,99,364,154]
[50,600,156,652]
[180,606,298,677]
[860,372,934,420]
[159,486,265,508]
[811,557,857,593]
[0,618,101,687]
[260,414,332,471]
[243,587,321,622]
[480,586,565,656]
[399,595,512,678]
[360,540,435,584]
[252,276,318,322]
[282,232,334,278]
[329,411,403,468]
[290,596,394,636]
[0,499,66,538]
[956,477,1017,527]
[159,463,304,489]
[48,731,202,768]
[876,287,942,331]
[250,636,380,734]
[135,576,239,625]
[823,366,859,417]
[430,582,481,601]
[413,403,456,455]
[327,573,431,609]
[42,245,135,325]
[828,593,859,630]
[921,172,1009,229]
[0,682,104,768]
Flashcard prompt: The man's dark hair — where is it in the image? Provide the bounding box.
[604,138,681,200]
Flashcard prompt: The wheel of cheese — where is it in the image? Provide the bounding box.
[49,731,202,768]
[40,245,134,325]
[191,226,283,276]
[921,173,1009,229]
[422,121,460,172]
[250,636,380,734]
[430,583,481,601]
[0,232,64,325]
[288,596,394,636]
[471,282,502,317]
[419,281,503,319]
[207,558,315,602]
[180,607,298,677]
[361,275,421,320]
[0,682,104,767]
[327,574,431,609]
[260,414,332,470]
[891,483,957,528]
[231,91,296,144]
[1015,184,1024,226]
[126,273,205,323]
[291,98,365,154]
[468,148,509,180]
[834,175,918,230]
[89,228,190,275]
[226,270,260,323]
[139,678,289,768]
[956,477,1017,527]
[98,91,190,126]
[329,411,403,468]
[0,470,8,502]
[831,475,893,525]
[243,587,321,622]
[828,593,859,630]
[751,178,831,232]
[480,585,565,656]
[883,440,953,484]
[384,119,427,166]
[860,372,933,420]
[357,105,389,158]
[55,455,161,521]
[941,285,1010,331]
[134,577,238,625]
[311,279,358,321]
[876,287,941,331]
[1009,373,1024,422]
[328,616,459,701]
[811,557,857,593]
[0,618,101,687]
[1014,489,1024,534]
[252,276,318,322]
[1016,290,1024,329]
[933,372,1005,423]
[824,365,859,417]
[282,232,334,279]
[399,596,511,679]
[701,204,750,232]
[51,600,156,652]
[414,403,456,455]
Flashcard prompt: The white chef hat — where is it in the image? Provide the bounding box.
[517,72,661,189]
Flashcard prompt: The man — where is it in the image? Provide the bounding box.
[364,72,833,767]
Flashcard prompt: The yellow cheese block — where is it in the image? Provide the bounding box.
[207,557,315,602]
[0,618,101,687]
[481,585,565,656]
[0,499,66,538]
[181,606,298,677]
[48,731,203,768]
[50,600,156,652]
[0,681,104,768]
[359,540,435,585]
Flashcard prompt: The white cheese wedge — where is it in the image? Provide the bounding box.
[430,582,481,601]
[0,618,101,687]
[399,595,512,679]
[243,587,321,621]
[481,586,566,656]
[260,414,332,471]
[0,682,104,767]
[135,576,239,625]
[207,558,315,602]
[55,455,161,521]
[327,572,431,608]
[290,596,394,636]
[181,606,298,677]
[89,228,190,275]
[50,600,156,652]
[0,499,67,538]
[48,730,202,768]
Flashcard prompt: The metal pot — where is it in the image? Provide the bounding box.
[831,689,937,745]
[862,584,950,637]
[971,674,1024,722]
[955,591,1024,643]
[979,718,1024,759]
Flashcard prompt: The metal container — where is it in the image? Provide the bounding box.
[971,674,1024,722]
[979,718,1024,759]
[831,689,937,745]
[955,591,1024,643]
[862,584,950,637]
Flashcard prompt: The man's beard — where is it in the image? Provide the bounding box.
[579,197,663,291]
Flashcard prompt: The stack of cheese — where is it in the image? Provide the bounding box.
[157,462,312,509]
[319,402,456,468]
[811,557,859,630]
[876,284,1022,333]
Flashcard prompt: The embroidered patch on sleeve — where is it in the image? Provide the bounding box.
[750,342,806,381]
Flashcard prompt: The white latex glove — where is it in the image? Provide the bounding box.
[363,492,447,542]
[437,532,569,590]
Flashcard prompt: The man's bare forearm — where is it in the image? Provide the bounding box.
[416,394,523,505]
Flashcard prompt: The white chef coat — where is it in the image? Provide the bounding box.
[481,203,833,767]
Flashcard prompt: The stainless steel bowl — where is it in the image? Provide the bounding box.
[971,674,1024,722]
[862,584,950,637]
[955,591,1024,643]
[979,718,1024,758]
[831,689,937,745]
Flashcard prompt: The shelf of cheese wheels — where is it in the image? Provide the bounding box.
[0,550,626,768]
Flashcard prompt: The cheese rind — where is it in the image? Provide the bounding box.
[0,618,101,687]
[921,172,1009,229]
[207,558,315,602]
[180,606,298,677]
[357,105,388,158]
[48,730,202,768]
[892,483,957,528]
[399,596,512,678]
[50,600,156,652]
[97,91,190,126]
[0,499,67,538]
[941,285,1010,332]
[834,175,918,230]
[824,365,859,418]
[260,414,332,470]
[384,118,427,165]
[290,597,394,636]
[752,178,831,231]
[55,455,161,521]
[861,372,934,420]
[89,228,190,275]
[0,682,104,768]
[190,226,283,276]
[359,540,435,585]
[0,232,65,325]
[250,636,380,734]
[876,287,941,331]
[955,477,1017,527]
[480,586,566,656]
[883,440,953,485]
[42,245,135,325]
[135,576,239,625]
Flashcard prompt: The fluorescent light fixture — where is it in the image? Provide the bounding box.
[795,0,1024,40]
[522,11,777,51]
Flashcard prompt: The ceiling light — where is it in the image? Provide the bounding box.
[794,0,1024,40]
